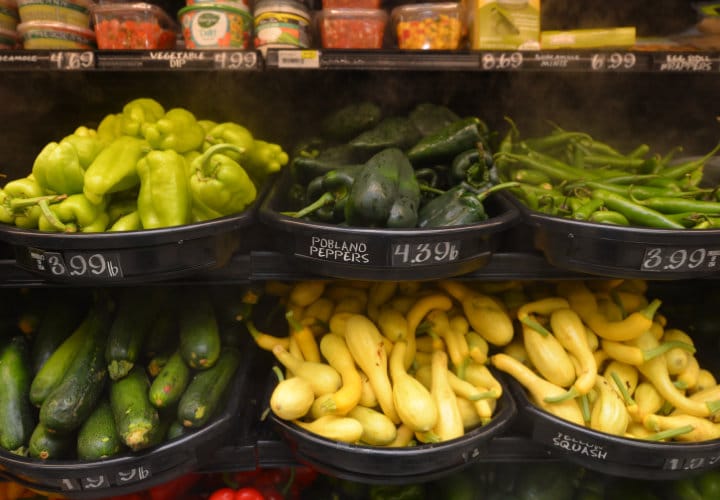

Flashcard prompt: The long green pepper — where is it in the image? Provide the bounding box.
[137,149,191,229]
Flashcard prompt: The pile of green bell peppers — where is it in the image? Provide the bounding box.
[0,97,288,233]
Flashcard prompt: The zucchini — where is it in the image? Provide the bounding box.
[149,351,191,409]
[179,296,221,370]
[77,399,124,460]
[29,310,99,407]
[142,312,178,360]
[110,366,159,451]
[0,336,35,453]
[29,422,75,460]
[106,288,165,380]
[166,420,188,441]
[178,347,241,428]
[39,312,108,434]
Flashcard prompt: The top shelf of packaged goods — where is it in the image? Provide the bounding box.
[1,49,720,73]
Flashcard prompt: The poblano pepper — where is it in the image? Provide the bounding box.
[137,149,191,229]
[344,147,421,228]
[449,144,494,187]
[119,98,165,137]
[407,117,489,165]
[1,176,65,228]
[83,136,150,205]
[141,107,205,153]
[290,143,368,184]
[408,102,461,136]
[417,181,519,227]
[188,144,257,222]
[320,101,382,142]
[38,193,109,232]
[349,117,422,155]
[289,166,359,222]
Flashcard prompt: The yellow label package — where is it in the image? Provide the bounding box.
[471,0,540,50]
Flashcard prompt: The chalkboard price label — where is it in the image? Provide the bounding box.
[590,52,637,71]
[391,241,460,266]
[664,454,720,471]
[641,247,720,272]
[49,51,94,70]
[481,52,523,70]
[24,248,123,280]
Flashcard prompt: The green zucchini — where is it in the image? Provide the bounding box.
[110,366,159,451]
[0,336,35,453]
[179,296,221,370]
[178,347,241,428]
[39,312,108,434]
[29,422,75,460]
[106,288,165,380]
[149,351,191,409]
[166,420,188,441]
[142,312,178,360]
[77,399,124,460]
[29,310,99,407]
[147,352,172,378]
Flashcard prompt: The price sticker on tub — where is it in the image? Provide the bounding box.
[49,51,95,70]
[24,248,123,279]
[390,241,460,266]
[641,247,720,272]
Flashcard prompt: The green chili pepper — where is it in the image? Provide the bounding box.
[83,136,150,205]
[449,145,493,187]
[31,141,86,195]
[417,181,519,227]
[141,107,205,153]
[62,126,106,168]
[204,122,254,157]
[349,117,422,155]
[589,209,630,225]
[408,102,461,137]
[197,119,217,135]
[107,198,138,225]
[2,176,66,228]
[495,151,600,182]
[38,193,109,232]
[188,144,257,222]
[630,195,720,215]
[569,180,706,200]
[581,154,648,170]
[321,101,382,142]
[590,188,685,229]
[241,139,289,186]
[109,211,141,232]
[96,113,124,143]
[519,130,592,153]
[660,142,720,179]
[344,147,420,228]
[407,117,485,165]
[119,97,165,138]
[137,149,191,229]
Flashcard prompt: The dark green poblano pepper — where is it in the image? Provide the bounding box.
[417,181,518,227]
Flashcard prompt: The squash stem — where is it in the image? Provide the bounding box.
[520,316,552,337]
[646,424,694,442]
[610,371,636,406]
[544,386,578,404]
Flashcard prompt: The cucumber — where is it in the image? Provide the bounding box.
[0,336,35,453]
[39,312,108,434]
[106,288,165,380]
[178,347,241,428]
[110,366,159,451]
[30,310,99,407]
[77,399,124,460]
[179,296,221,370]
[28,422,75,460]
[149,351,191,409]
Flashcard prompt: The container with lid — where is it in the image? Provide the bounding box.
[0,0,19,31]
[186,0,249,11]
[17,0,91,28]
[317,7,387,49]
[253,0,311,54]
[94,2,178,49]
[322,0,380,8]
[179,3,252,49]
[18,19,95,48]
[0,26,19,47]
[391,2,463,50]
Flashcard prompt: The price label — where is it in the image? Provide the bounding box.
[590,52,636,71]
[390,241,460,266]
[664,455,720,471]
[49,51,94,70]
[213,51,258,69]
[641,247,720,272]
[24,248,123,280]
[480,52,523,70]
[277,50,320,69]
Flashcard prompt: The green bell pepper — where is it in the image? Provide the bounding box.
[204,122,254,157]
[344,147,420,228]
[349,117,422,154]
[31,141,86,195]
[197,119,217,135]
[119,97,165,137]
[141,107,205,153]
[83,136,150,205]
[1,176,65,228]
[62,126,106,168]
[188,143,257,222]
[38,193,109,232]
[137,149,191,229]
[407,117,488,165]
[97,113,124,143]
[417,181,518,227]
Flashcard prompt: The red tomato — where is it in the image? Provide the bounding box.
[209,487,238,500]
[235,487,266,500]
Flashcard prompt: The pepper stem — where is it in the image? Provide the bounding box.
[193,143,246,178]
[643,340,695,362]
[420,185,445,195]
[9,193,67,211]
[283,192,335,219]
[37,199,67,231]
[475,181,521,202]
[646,424,694,442]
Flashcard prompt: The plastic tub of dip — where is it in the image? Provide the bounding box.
[17,20,95,48]
[94,2,178,49]
[391,2,463,50]
[317,8,387,49]
[179,3,252,49]
[16,0,91,27]
[186,0,249,11]
[0,0,19,31]
[253,0,311,54]
[0,26,19,47]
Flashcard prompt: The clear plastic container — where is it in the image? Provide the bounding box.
[317,8,387,49]
[0,0,19,32]
[179,3,253,49]
[93,2,178,49]
[0,26,19,47]
[16,0,91,28]
[253,0,311,54]
[391,2,463,50]
[17,19,95,48]
[322,0,380,9]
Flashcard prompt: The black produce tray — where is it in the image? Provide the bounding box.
[259,170,522,281]
[0,355,254,499]
[508,378,720,481]
[506,194,720,280]
[0,198,265,284]
[266,370,517,485]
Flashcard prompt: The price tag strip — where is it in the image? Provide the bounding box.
[95,51,259,70]
[0,51,94,70]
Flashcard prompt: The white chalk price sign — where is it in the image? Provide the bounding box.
[391,241,460,266]
[590,52,637,71]
[641,247,720,272]
[20,247,123,280]
[49,51,95,70]
[480,52,523,70]
[664,454,720,471]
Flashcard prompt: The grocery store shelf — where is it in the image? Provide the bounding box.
[2,49,720,73]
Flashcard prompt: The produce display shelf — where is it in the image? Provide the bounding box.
[0,49,718,74]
